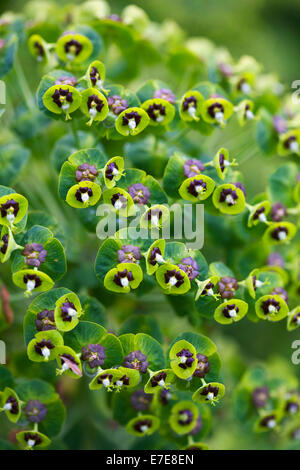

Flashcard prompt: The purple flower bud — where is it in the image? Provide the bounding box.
[183,159,205,178]
[24,400,47,423]
[22,243,47,268]
[107,95,128,115]
[178,257,199,280]
[123,350,149,373]
[153,88,176,104]
[267,252,284,267]
[130,389,153,411]
[271,202,287,222]
[81,343,106,368]
[128,183,151,204]
[117,245,141,263]
[252,387,269,408]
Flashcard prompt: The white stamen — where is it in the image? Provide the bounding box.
[155,254,164,263]
[258,213,267,223]
[27,439,36,447]
[112,167,119,176]
[115,380,123,387]
[289,404,298,414]
[114,199,123,210]
[278,231,287,241]
[223,159,230,167]
[195,185,204,193]
[158,379,165,387]
[67,307,77,317]
[62,103,70,111]
[3,403,12,411]
[26,280,36,292]
[180,356,187,364]
[289,140,299,153]
[66,53,74,61]
[214,111,224,123]
[128,119,136,130]
[156,115,164,123]
[255,280,263,288]
[225,194,235,205]
[240,82,252,94]
[207,288,214,296]
[102,378,111,387]
[188,106,196,118]
[42,347,50,360]
[6,213,15,224]
[268,305,276,313]
[120,277,129,288]
[228,309,237,318]
[37,56,43,62]
[61,362,70,372]
[140,425,149,433]
[267,419,276,429]
[96,79,103,88]
[81,193,89,203]
[89,108,97,118]
[151,215,159,226]
[297,317,300,325]
[206,392,215,401]
[246,109,254,120]
[168,276,178,287]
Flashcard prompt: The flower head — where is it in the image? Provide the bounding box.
[123,350,149,373]
[75,163,98,182]
[36,309,56,331]
[271,202,287,222]
[34,338,55,359]
[22,243,47,268]
[193,353,210,378]
[178,257,199,280]
[183,159,205,178]
[60,298,79,322]
[176,349,195,370]
[0,199,19,224]
[128,183,151,204]
[218,276,238,299]
[81,343,106,368]
[130,390,153,411]
[117,245,141,264]
[154,88,175,104]
[24,400,47,423]
[252,387,269,408]
[107,95,128,115]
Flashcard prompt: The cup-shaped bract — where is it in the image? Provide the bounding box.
[66,181,102,208]
[104,262,143,293]
[169,400,199,435]
[55,32,93,64]
[43,84,82,120]
[115,107,150,136]
[156,263,191,295]
[141,98,175,127]
[255,294,289,322]
[214,299,248,325]
[179,174,215,202]
[212,183,246,215]
[80,88,109,126]
[54,292,82,332]
[27,330,64,362]
[169,339,197,379]
[126,415,160,437]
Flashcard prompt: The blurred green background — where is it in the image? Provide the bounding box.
[1,0,300,83]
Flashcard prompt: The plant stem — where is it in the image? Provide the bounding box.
[71,120,80,148]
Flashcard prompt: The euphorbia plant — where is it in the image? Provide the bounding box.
[0,0,300,452]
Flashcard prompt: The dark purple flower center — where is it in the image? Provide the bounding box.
[150,371,167,388]
[222,303,239,319]
[113,269,134,287]
[149,247,162,266]
[134,419,152,434]
[187,179,207,198]
[0,233,8,254]
[0,199,19,218]
[165,269,185,288]
[87,94,104,112]
[24,433,42,446]
[201,281,215,296]
[60,299,78,322]
[23,274,42,289]
[200,384,219,399]
[4,396,19,415]
[34,339,55,356]
[261,298,281,315]
[176,348,194,369]
[64,39,82,56]
[207,102,224,118]
[219,188,238,206]
[178,409,194,426]
[75,186,93,203]
[36,309,56,331]
[114,375,130,386]
[271,226,288,241]
[105,162,119,181]
[90,66,101,86]
[122,111,141,127]
[260,415,276,428]
[253,206,266,220]
[52,88,73,108]
[34,41,44,57]
[182,96,197,111]
[146,103,166,122]
[284,135,297,149]
[111,193,127,209]
[97,373,113,385]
